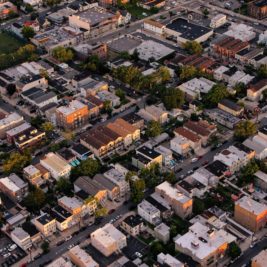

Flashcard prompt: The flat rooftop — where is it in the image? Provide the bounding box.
[166,18,212,40]
[108,36,142,53]
[236,196,267,215]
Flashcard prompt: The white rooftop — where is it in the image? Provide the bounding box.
[175,222,236,260]
[69,245,98,267]
[157,253,184,267]
[254,170,267,183]
[6,122,31,137]
[225,23,256,42]
[236,196,267,216]
[58,196,83,210]
[24,165,40,176]
[156,181,191,204]
[11,227,30,241]
[57,100,87,116]
[0,112,23,129]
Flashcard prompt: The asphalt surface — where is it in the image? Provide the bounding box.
[229,237,267,267]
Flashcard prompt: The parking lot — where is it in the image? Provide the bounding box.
[122,236,149,260]
[0,233,26,267]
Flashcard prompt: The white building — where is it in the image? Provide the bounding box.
[157,253,184,267]
[258,30,267,45]
[225,23,256,42]
[143,19,165,35]
[11,227,32,251]
[210,14,227,28]
[40,152,71,180]
[103,164,130,197]
[154,145,173,166]
[170,136,190,156]
[0,112,24,139]
[23,0,42,7]
[97,91,120,107]
[91,223,127,257]
[47,257,73,267]
[178,77,216,100]
[175,222,236,266]
[138,199,161,225]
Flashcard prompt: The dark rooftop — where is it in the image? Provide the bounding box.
[219,99,243,112]
[22,221,39,237]
[37,213,54,225]
[137,146,161,159]
[206,160,228,176]
[123,215,143,228]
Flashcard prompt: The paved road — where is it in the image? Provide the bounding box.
[229,237,267,267]
[28,203,130,267]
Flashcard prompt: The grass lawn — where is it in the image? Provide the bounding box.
[0,32,24,55]
[125,3,157,19]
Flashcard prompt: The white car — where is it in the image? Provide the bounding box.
[3,253,11,258]
[191,158,198,163]
[8,244,17,252]
[65,236,72,241]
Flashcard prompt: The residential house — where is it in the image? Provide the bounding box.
[138,105,168,124]
[11,228,32,251]
[247,79,267,101]
[137,199,161,225]
[0,112,24,139]
[218,99,244,117]
[121,215,144,236]
[33,213,56,237]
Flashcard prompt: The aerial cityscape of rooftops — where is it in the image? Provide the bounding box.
[0,0,267,266]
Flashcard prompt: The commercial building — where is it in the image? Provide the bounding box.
[210,14,227,28]
[69,7,118,37]
[178,77,216,100]
[91,223,127,257]
[56,100,89,130]
[68,245,99,267]
[132,145,163,169]
[212,36,250,58]
[251,249,267,267]
[165,18,213,45]
[248,0,267,19]
[218,99,244,117]
[11,227,32,251]
[33,213,57,236]
[0,112,24,139]
[0,174,28,202]
[40,152,71,180]
[143,19,165,35]
[234,196,267,232]
[138,199,161,225]
[155,181,192,218]
[121,215,144,236]
[175,222,236,266]
[225,23,256,42]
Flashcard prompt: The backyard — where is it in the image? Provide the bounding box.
[0,32,24,55]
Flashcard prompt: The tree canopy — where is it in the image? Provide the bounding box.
[130,178,145,204]
[183,41,203,55]
[146,120,162,138]
[22,187,46,212]
[3,151,31,174]
[21,26,35,39]
[204,84,229,107]
[52,46,74,62]
[71,158,100,180]
[227,242,241,260]
[55,177,73,196]
[162,87,185,110]
[234,120,257,141]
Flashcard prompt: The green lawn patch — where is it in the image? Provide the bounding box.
[125,3,157,19]
[0,32,24,55]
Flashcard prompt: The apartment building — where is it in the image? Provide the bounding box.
[214,144,255,173]
[106,118,140,147]
[251,249,267,267]
[132,145,163,170]
[47,257,73,267]
[11,228,32,251]
[234,196,267,232]
[157,253,184,267]
[58,196,83,217]
[33,213,56,237]
[154,223,170,244]
[155,181,193,219]
[143,19,165,35]
[210,14,227,28]
[170,136,190,156]
[218,99,244,117]
[23,165,45,187]
[103,164,130,197]
[0,174,28,202]
[40,152,71,180]
[174,127,201,152]
[247,79,267,101]
[138,199,161,225]
[213,36,250,58]
[248,0,267,19]
[69,7,118,37]
[68,245,99,267]
[0,112,24,139]
[175,222,236,267]
[121,215,144,237]
[50,205,74,232]
[56,100,89,130]
[91,223,127,257]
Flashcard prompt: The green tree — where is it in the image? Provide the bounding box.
[140,163,161,188]
[146,120,162,137]
[162,88,185,110]
[115,88,126,101]
[157,66,171,83]
[52,46,74,62]
[202,8,209,17]
[227,242,241,260]
[83,55,107,74]
[130,179,145,204]
[233,82,246,96]
[262,89,267,101]
[193,197,206,215]
[183,41,203,55]
[41,122,54,133]
[204,84,229,107]
[95,206,108,218]
[71,158,100,180]
[179,65,197,81]
[125,171,137,182]
[257,64,267,79]
[23,187,46,212]
[163,171,176,184]
[45,0,62,7]
[6,84,16,96]
[41,241,50,254]
[150,241,165,257]
[21,26,35,39]
[238,160,259,186]
[55,177,73,196]
[3,151,31,174]
[234,120,257,141]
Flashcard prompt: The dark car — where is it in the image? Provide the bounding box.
[108,209,115,214]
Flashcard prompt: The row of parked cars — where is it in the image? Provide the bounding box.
[1,243,25,267]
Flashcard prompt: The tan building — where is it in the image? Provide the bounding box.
[23,165,45,187]
[234,196,267,232]
[68,245,99,267]
[218,99,244,117]
[91,223,127,257]
[251,249,267,267]
[247,79,267,101]
[155,181,192,219]
[33,213,56,237]
[56,100,89,130]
